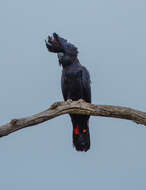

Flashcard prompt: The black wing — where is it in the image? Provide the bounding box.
[61,71,68,101]
[80,66,91,103]
[61,66,91,103]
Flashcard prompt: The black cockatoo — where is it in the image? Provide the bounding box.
[45,33,91,152]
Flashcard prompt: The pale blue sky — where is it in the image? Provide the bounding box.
[0,0,146,189]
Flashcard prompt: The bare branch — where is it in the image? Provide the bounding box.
[0,99,146,137]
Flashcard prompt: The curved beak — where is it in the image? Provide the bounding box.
[57,52,64,60]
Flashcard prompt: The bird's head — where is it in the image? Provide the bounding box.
[45,33,78,67]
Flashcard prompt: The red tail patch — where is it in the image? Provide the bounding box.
[74,124,80,135]
[82,129,87,133]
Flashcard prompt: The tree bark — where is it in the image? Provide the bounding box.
[0,99,146,137]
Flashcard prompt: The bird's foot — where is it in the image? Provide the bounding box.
[78,99,85,103]
[67,99,73,104]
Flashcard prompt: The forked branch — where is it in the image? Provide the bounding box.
[0,99,146,137]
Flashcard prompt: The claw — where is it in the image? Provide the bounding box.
[67,99,73,104]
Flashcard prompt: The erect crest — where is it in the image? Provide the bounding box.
[45,33,78,57]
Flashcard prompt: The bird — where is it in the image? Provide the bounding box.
[45,33,91,152]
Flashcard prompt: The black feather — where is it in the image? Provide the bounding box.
[46,33,91,151]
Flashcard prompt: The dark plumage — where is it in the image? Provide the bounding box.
[45,33,91,151]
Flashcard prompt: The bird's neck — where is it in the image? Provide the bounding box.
[62,58,80,68]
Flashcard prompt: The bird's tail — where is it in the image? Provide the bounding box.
[72,120,90,152]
